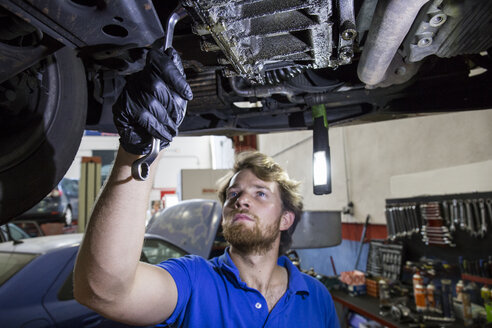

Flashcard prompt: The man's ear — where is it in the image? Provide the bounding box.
[280,211,295,231]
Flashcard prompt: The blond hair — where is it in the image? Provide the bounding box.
[218,151,303,255]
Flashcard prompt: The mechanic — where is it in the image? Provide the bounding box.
[73,47,340,328]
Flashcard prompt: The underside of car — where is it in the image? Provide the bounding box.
[0,0,491,223]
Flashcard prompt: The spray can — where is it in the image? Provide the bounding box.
[483,286,492,323]
[456,280,464,302]
[378,279,391,315]
[413,272,423,290]
[481,285,490,302]
[427,282,436,312]
[412,272,423,299]
[379,279,390,306]
[462,282,473,326]
[415,284,427,312]
[441,279,454,318]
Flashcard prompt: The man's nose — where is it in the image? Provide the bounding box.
[235,193,250,209]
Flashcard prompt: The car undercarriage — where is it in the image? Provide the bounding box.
[0,0,491,222]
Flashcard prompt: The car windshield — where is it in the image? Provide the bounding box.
[0,252,38,286]
[141,238,186,264]
[1,223,30,241]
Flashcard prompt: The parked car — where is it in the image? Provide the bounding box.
[14,178,79,226]
[0,223,30,243]
[11,220,45,238]
[0,199,221,327]
[1,0,491,224]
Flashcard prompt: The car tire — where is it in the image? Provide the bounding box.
[0,47,87,224]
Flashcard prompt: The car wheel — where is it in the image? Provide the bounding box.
[64,207,73,226]
[0,46,87,224]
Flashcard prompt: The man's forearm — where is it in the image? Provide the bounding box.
[74,146,161,304]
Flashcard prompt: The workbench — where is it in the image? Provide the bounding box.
[331,289,464,328]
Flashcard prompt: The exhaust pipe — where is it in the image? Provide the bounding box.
[357,0,429,87]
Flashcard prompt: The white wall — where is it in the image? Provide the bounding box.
[65,134,234,205]
[180,169,230,201]
[258,129,349,212]
[67,109,492,224]
[64,135,119,179]
[259,109,492,224]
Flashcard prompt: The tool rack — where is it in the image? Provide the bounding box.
[366,240,404,280]
[383,192,492,283]
[385,191,492,247]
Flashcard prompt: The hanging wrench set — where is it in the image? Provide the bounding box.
[385,193,492,247]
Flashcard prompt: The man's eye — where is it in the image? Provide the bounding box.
[228,191,238,198]
[257,191,266,197]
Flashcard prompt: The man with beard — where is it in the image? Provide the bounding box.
[74,48,340,327]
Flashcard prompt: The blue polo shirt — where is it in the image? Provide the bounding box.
[157,249,340,327]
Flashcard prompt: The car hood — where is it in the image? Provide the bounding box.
[145,199,222,258]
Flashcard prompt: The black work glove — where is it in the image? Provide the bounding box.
[113,47,193,155]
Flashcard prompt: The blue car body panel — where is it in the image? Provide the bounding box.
[0,236,169,327]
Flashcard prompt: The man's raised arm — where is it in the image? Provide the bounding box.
[73,47,193,326]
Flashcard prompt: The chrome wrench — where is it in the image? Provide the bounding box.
[132,5,188,180]
[479,199,487,238]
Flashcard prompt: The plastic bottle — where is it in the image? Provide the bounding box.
[456,280,464,302]
[481,285,492,323]
[427,282,436,312]
[462,282,473,326]
[415,284,427,312]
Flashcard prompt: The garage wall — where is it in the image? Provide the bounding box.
[259,109,492,276]
[66,134,234,210]
[345,109,492,224]
[258,128,349,212]
[259,109,492,225]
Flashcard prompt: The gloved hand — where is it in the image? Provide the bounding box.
[113,47,193,155]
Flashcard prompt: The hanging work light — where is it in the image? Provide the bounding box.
[312,104,332,195]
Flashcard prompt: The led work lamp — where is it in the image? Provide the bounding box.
[312,104,332,195]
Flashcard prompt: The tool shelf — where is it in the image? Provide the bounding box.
[461,274,492,285]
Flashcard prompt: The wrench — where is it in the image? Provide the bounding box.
[458,199,466,230]
[384,207,394,240]
[464,199,474,235]
[132,5,188,181]
[409,205,418,234]
[390,207,402,238]
[399,206,410,236]
[471,199,481,237]
[450,199,458,232]
[486,199,492,226]
[441,200,449,227]
[412,204,421,233]
[479,199,487,238]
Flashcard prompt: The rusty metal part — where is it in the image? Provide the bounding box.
[185,0,342,84]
